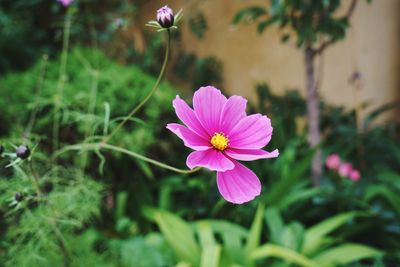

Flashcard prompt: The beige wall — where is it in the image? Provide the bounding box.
[140,1,400,119]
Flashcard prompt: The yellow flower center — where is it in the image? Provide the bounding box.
[210,132,229,151]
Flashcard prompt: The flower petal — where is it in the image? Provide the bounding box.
[186,149,234,172]
[228,114,273,149]
[225,148,279,161]
[172,95,210,139]
[193,86,227,135]
[216,161,261,204]
[166,123,211,151]
[220,95,247,133]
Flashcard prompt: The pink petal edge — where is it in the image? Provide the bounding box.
[186,149,234,172]
[228,114,273,150]
[193,86,227,136]
[216,161,261,204]
[166,123,211,151]
[219,95,247,134]
[225,148,279,161]
[172,95,210,139]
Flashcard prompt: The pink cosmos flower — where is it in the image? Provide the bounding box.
[167,86,279,204]
[338,162,353,178]
[57,0,74,7]
[349,169,361,182]
[326,154,341,170]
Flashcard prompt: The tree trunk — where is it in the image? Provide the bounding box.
[305,47,322,186]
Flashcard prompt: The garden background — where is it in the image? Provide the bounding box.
[0,0,399,266]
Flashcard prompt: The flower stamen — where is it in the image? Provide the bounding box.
[211,132,229,151]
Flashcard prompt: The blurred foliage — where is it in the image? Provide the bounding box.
[232,0,374,185]
[0,0,223,91]
[0,46,177,153]
[0,0,54,73]
[232,0,371,48]
[0,166,105,266]
[144,207,382,267]
[0,46,180,266]
[173,52,223,89]
[0,45,399,266]
[188,12,208,39]
[0,1,399,266]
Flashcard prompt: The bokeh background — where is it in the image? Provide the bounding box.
[0,0,399,266]
[140,0,400,118]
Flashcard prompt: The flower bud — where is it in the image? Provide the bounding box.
[157,5,174,28]
[43,182,54,193]
[15,192,23,202]
[16,145,30,159]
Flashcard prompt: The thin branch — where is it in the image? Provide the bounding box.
[346,0,359,18]
[313,0,358,55]
[101,29,171,144]
[53,143,201,174]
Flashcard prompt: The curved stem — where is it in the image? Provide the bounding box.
[102,29,171,144]
[28,160,42,197]
[54,142,200,174]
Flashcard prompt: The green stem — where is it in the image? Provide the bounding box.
[28,160,42,198]
[54,142,200,174]
[102,29,171,144]
[81,70,99,168]
[24,55,48,141]
[53,8,72,151]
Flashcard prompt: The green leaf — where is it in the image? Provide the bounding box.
[206,220,248,264]
[115,191,128,220]
[364,101,400,127]
[252,244,319,267]
[379,172,400,190]
[196,221,216,247]
[281,34,290,43]
[154,210,200,265]
[102,102,110,135]
[266,148,313,206]
[175,9,184,24]
[302,212,359,255]
[313,244,383,266]
[264,207,284,245]
[232,6,266,25]
[281,222,305,251]
[200,245,221,267]
[257,17,278,34]
[136,160,154,180]
[278,187,321,210]
[365,185,400,214]
[245,204,265,266]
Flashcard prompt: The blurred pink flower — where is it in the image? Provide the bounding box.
[326,154,341,170]
[338,162,353,178]
[349,169,361,182]
[167,86,279,204]
[57,0,73,7]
